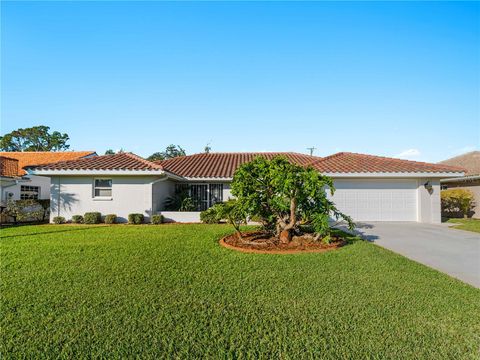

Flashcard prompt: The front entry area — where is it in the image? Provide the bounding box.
[330,179,418,222]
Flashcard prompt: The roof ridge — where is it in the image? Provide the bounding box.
[123,152,163,169]
[0,151,95,154]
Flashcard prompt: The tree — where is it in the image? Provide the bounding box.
[230,156,354,243]
[204,143,212,153]
[105,149,115,155]
[147,145,186,161]
[0,126,70,151]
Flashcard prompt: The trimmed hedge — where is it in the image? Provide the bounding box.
[104,214,117,224]
[84,212,102,224]
[128,213,144,224]
[53,216,65,224]
[71,215,84,224]
[151,214,164,225]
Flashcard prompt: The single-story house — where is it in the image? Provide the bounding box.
[0,151,96,203]
[439,151,479,218]
[26,151,464,224]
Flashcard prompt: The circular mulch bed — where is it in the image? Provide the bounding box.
[220,230,346,254]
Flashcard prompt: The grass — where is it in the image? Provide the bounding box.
[1,224,479,359]
[447,218,480,233]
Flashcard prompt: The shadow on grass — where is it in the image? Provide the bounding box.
[0,225,111,240]
[333,222,379,242]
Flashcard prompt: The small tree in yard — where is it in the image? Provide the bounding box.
[230,156,354,243]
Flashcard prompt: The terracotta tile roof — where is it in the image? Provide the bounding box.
[28,152,163,171]
[438,151,480,176]
[155,152,321,178]
[0,156,19,178]
[308,152,465,174]
[0,151,96,175]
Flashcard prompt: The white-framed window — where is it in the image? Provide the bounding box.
[20,185,40,200]
[93,178,112,198]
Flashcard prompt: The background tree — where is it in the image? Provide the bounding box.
[104,149,115,155]
[147,145,186,161]
[0,126,70,151]
[231,156,354,243]
[204,143,212,153]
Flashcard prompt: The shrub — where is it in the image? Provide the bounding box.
[128,213,144,224]
[53,216,65,224]
[5,199,45,223]
[200,204,224,224]
[71,215,84,224]
[84,212,102,224]
[104,214,117,224]
[151,214,164,224]
[441,189,475,218]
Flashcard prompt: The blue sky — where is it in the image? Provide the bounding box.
[1,1,479,162]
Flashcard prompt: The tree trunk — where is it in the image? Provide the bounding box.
[279,230,291,244]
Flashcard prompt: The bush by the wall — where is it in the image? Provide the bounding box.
[104,214,117,224]
[200,203,225,224]
[71,215,84,224]
[84,212,102,224]
[441,189,475,218]
[53,216,65,224]
[151,214,164,224]
[128,213,144,224]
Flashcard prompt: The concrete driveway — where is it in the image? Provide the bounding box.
[353,222,480,288]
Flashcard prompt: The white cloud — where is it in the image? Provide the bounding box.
[396,149,421,160]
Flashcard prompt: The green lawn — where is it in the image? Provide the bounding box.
[1,225,479,358]
[447,218,480,233]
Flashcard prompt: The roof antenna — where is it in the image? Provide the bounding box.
[307,147,316,156]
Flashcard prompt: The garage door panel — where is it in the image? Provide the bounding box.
[330,180,417,222]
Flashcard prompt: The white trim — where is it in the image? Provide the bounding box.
[324,172,464,178]
[184,177,233,181]
[183,172,464,181]
[441,175,480,183]
[27,169,166,176]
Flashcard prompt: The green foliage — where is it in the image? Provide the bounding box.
[104,214,117,224]
[441,189,475,218]
[84,212,102,224]
[1,224,478,358]
[164,185,196,211]
[147,145,186,162]
[128,213,144,224]
[104,149,115,155]
[0,125,69,151]
[71,215,84,224]
[200,204,224,224]
[231,156,354,239]
[151,214,164,225]
[4,200,45,223]
[52,216,65,224]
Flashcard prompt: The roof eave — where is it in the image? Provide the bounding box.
[26,169,166,176]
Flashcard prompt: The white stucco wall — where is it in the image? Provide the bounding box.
[1,175,50,202]
[417,178,441,223]
[152,179,175,212]
[49,175,162,223]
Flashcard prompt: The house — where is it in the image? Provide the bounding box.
[439,151,480,218]
[0,151,96,204]
[26,151,464,224]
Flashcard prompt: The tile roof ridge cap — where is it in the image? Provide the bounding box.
[0,150,96,154]
[123,152,163,169]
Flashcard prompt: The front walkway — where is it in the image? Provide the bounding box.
[352,222,480,288]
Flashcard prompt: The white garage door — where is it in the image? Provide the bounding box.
[329,179,418,222]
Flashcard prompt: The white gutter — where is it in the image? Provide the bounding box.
[441,175,480,183]
[183,172,464,181]
[26,169,166,176]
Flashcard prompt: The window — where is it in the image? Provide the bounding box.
[20,185,40,200]
[176,183,224,211]
[94,179,112,198]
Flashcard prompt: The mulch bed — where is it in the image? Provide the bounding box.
[220,230,346,254]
